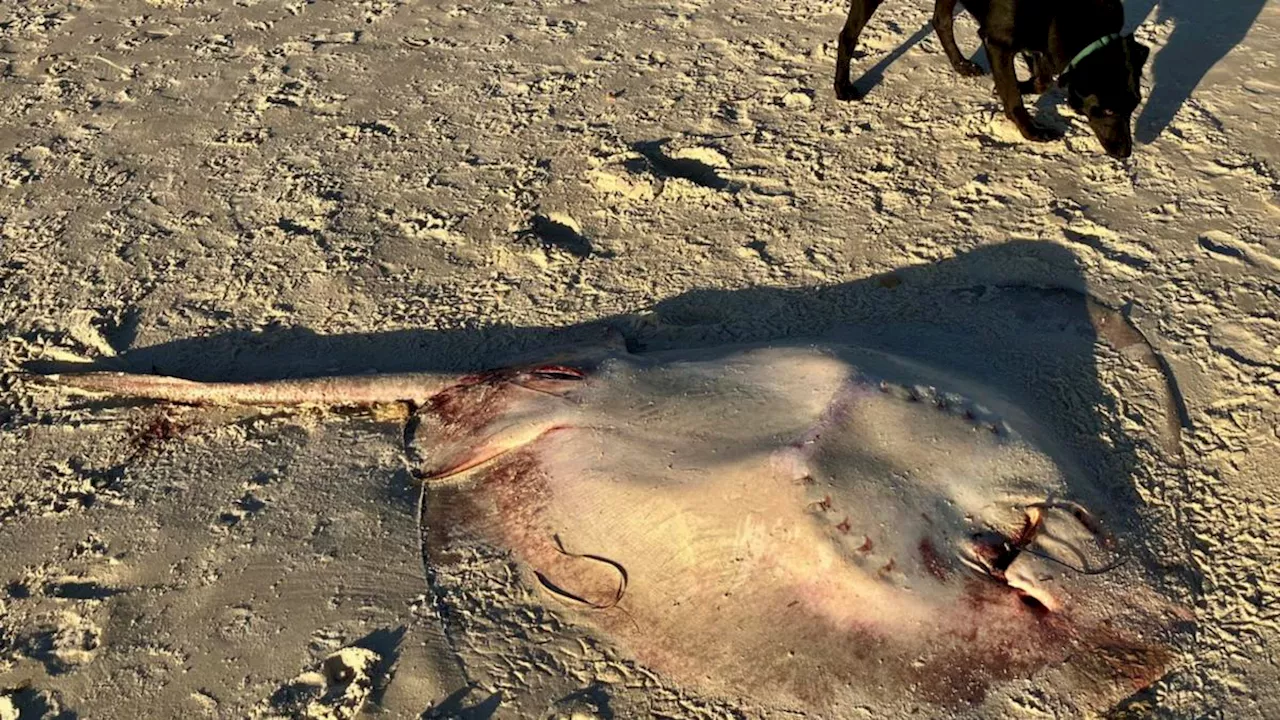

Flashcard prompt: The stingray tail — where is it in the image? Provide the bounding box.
[29,370,461,407]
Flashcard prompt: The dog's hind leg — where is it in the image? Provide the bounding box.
[932,0,985,77]
[834,0,885,101]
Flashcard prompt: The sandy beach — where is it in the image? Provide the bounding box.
[1,0,1278,717]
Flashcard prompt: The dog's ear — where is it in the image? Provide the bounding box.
[1125,34,1151,69]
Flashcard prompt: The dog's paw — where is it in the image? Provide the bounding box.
[954,59,986,77]
[1019,121,1064,142]
[834,82,863,102]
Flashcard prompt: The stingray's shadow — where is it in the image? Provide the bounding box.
[1124,0,1268,143]
[24,244,1097,374]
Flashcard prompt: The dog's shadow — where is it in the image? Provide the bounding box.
[845,22,936,99]
[1031,88,1073,134]
[1124,0,1269,143]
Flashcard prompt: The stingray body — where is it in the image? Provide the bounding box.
[40,337,1184,716]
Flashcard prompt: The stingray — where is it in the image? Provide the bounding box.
[33,330,1188,716]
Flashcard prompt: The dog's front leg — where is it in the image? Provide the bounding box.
[932,0,984,77]
[1017,53,1053,95]
[987,41,1061,141]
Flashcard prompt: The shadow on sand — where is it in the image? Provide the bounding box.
[844,22,936,99]
[1124,0,1268,143]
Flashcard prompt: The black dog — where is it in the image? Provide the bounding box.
[834,0,1151,157]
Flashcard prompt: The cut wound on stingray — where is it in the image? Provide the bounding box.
[975,504,1127,578]
[514,365,588,395]
[533,534,629,611]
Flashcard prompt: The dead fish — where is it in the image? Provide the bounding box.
[32,336,1189,716]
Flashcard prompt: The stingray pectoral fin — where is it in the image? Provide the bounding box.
[35,370,462,407]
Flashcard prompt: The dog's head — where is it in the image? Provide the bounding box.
[1061,34,1150,159]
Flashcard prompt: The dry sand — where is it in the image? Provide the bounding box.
[0,0,1277,717]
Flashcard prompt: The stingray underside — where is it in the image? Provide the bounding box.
[416,341,1189,717]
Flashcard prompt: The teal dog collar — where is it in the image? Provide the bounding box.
[1063,33,1122,76]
